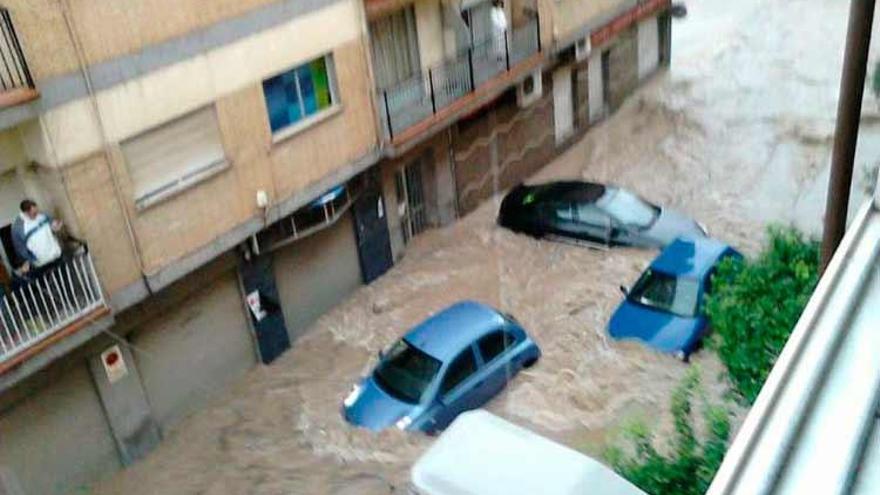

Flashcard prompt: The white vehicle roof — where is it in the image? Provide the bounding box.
[411,410,645,495]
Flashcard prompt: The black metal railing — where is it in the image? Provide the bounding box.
[0,7,34,94]
[379,16,540,140]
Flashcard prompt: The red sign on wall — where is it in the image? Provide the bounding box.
[591,0,670,47]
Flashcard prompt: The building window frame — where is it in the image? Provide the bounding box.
[121,105,229,211]
[262,53,341,144]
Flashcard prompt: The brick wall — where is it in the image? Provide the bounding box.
[452,78,555,214]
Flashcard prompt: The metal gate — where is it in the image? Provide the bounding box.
[396,161,428,244]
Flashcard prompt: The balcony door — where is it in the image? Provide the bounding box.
[370,6,430,134]
[369,7,421,90]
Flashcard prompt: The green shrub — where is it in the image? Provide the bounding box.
[873,60,880,101]
[704,227,820,404]
[605,369,730,495]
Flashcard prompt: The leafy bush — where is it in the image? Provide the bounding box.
[605,369,730,495]
[873,60,880,101]
[704,227,820,404]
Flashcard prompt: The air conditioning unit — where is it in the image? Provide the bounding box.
[575,36,591,62]
[516,70,542,108]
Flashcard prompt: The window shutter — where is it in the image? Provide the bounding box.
[122,106,226,202]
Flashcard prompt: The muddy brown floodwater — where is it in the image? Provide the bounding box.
[93,0,880,493]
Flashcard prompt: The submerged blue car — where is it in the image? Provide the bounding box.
[342,301,541,433]
[608,237,741,360]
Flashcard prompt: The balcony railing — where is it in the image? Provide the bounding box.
[0,252,106,364]
[0,7,36,106]
[379,16,540,140]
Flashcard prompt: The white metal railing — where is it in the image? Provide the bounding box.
[0,252,105,364]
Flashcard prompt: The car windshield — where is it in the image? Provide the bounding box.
[597,189,658,229]
[628,269,700,317]
[373,339,442,404]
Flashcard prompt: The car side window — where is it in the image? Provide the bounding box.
[575,203,609,228]
[554,202,575,221]
[478,330,515,363]
[441,349,478,396]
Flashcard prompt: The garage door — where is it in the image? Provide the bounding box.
[274,212,362,342]
[131,272,255,432]
[638,16,660,80]
[0,364,119,495]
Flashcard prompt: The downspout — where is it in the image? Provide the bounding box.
[354,0,386,156]
[57,0,152,294]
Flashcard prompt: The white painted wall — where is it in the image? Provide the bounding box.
[553,66,574,143]
[37,0,362,168]
[637,16,660,80]
[588,52,604,123]
[415,0,445,70]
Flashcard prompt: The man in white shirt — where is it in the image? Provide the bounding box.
[11,199,63,277]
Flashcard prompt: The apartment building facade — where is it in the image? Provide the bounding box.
[0,0,672,493]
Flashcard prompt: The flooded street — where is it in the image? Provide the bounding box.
[93,0,880,493]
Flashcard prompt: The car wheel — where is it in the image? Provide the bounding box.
[522,356,539,369]
[674,350,689,363]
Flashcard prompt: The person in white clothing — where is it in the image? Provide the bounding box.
[491,0,508,62]
[11,199,63,278]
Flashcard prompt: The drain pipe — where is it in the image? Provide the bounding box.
[57,0,150,295]
[821,0,876,271]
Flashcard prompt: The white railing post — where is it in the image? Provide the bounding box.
[0,252,107,364]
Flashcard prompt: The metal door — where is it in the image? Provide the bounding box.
[238,253,290,364]
[353,190,394,284]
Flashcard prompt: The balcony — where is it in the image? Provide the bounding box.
[0,251,108,373]
[378,16,541,146]
[0,7,37,109]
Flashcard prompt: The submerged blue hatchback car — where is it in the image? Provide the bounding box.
[342,301,541,433]
[608,237,741,360]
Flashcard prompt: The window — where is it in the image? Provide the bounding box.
[575,203,608,227]
[628,269,701,318]
[595,189,658,229]
[441,349,477,395]
[478,330,515,363]
[122,106,227,209]
[369,7,420,89]
[373,339,442,404]
[554,203,574,221]
[263,55,335,134]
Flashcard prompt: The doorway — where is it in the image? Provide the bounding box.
[395,161,428,244]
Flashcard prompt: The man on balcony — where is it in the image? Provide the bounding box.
[11,199,63,281]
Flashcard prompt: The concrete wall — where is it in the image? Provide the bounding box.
[5,0,351,81]
[130,270,254,432]
[606,26,638,111]
[414,0,445,69]
[0,362,120,495]
[551,0,629,45]
[24,0,366,168]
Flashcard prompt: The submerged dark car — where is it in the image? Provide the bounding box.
[498,181,707,249]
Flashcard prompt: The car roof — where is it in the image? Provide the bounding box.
[651,237,732,278]
[404,301,505,362]
[528,181,607,204]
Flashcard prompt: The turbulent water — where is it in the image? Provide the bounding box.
[93,0,880,493]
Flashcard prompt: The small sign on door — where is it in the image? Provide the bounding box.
[101,345,128,384]
[246,290,268,322]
